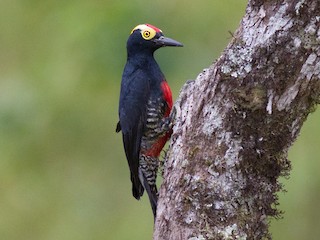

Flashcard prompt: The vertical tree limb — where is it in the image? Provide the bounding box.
[154,0,320,239]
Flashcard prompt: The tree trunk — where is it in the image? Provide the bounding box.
[154,0,320,239]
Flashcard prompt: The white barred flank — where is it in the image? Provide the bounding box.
[141,98,168,148]
[139,97,172,190]
[140,155,159,186]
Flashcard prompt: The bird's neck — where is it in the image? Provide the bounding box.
[127,51,157,67]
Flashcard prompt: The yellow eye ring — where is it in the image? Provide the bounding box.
[143,30,151,39]
[141,29,156,40]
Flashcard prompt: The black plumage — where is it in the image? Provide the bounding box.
[116,24,182,219]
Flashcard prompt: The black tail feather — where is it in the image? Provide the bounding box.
[131,173,144,200]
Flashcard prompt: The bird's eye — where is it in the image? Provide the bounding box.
[143,31,150,38]
[142,30,155,40]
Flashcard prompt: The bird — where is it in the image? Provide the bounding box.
[116,24,183,219]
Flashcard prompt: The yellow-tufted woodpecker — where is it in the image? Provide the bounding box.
[116,24,182,219]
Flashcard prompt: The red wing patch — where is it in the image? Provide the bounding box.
[161,81,173,116]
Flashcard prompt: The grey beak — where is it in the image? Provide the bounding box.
[154,36,183,47]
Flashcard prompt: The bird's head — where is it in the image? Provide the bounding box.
[127,24,183,55]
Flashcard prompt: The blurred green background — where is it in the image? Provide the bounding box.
[0,0,319,239]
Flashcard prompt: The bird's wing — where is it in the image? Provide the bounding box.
[118,69,150,199]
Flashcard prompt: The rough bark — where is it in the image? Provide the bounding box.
[154,0,320,239]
